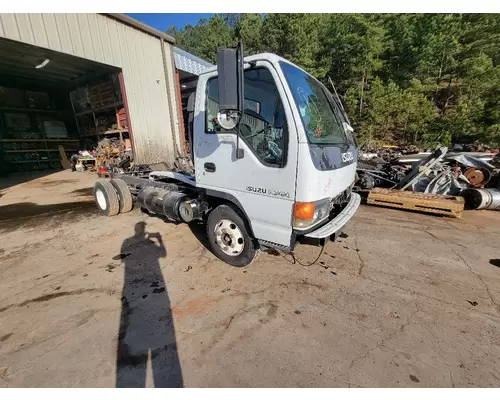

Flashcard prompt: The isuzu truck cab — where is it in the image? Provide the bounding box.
[94,43,361,267]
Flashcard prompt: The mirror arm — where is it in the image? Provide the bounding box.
[236,41,245,159]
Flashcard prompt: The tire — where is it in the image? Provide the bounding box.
[110,178,133,214]
[207,204,257,267]
[94,180,120,217]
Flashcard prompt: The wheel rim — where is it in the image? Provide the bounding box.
[96,189,107,210]
[214,219,245,256]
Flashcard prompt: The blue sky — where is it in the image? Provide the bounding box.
[127,13,214,31]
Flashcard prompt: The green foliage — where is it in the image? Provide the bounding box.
[167,15,234,64]
[168,13,500,148]
[235,14,263,56]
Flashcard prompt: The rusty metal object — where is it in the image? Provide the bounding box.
[464,167,491,187]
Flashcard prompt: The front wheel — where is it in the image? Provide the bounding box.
[206,204,257,267]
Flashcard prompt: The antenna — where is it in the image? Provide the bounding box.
[328,77,350,126]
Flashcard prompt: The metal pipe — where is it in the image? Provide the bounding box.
[461,188,500,210]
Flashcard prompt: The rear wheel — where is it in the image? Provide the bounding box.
[207,204,256,267]
[94,180,120,216]
[110,178,133,214]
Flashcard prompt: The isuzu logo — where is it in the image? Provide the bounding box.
[246,186,290,199]
[341,151,354,163]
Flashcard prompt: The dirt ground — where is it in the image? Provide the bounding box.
[0,170,500,388]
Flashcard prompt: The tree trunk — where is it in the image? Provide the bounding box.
[442,76,454,114]
[359,62,366,117]
[434,51,445,105]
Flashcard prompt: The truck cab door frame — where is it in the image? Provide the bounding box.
[193,59,299,247]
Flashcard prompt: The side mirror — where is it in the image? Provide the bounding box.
[217,48,239,112]
[216,42,245,159]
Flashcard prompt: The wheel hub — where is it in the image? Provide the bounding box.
[222,233,232,245]
[214,219,245,256]
[96,189,106,210]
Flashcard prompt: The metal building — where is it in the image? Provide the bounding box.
[173,47,214,76]
[0,13,187,168]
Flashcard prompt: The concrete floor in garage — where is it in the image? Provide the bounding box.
[0,170,500,387]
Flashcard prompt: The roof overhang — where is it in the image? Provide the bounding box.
[174,47,214,76]
[104,14,176,44]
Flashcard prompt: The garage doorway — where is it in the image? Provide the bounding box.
[0,38,131,189]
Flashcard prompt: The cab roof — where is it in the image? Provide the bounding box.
[198,52,308,77]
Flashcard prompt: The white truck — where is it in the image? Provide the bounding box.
[93,43,361,267]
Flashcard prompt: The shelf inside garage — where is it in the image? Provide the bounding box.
[0,37,126,176]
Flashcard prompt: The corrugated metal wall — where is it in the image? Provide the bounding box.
[0,13,181,166]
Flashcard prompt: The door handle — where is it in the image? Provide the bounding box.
[204,162,216,172]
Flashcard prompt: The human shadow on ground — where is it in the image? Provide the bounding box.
[115,221,183,388]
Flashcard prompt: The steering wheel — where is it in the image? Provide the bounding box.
[244,125,269,139]
[268,140,282,159]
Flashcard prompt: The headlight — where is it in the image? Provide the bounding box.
[293,198,331,229]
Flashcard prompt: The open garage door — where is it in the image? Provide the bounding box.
[0,38,131,185]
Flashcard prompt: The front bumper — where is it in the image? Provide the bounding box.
[304,193,361,239]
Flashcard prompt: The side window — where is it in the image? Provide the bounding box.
[244,98,260,114]
[205,67,288,168]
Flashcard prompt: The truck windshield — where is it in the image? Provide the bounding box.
[279,61,353,146]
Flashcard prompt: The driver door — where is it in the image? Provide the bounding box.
[194,61,298,247]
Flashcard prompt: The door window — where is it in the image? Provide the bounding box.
[206,67,288,168]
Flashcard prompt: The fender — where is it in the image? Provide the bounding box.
[204,188,256,237]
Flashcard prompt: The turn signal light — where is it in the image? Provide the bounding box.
[294,202,315,220]
[293,198,331,229]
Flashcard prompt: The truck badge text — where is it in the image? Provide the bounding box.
[247,186,290,199]
[341,152,354,163]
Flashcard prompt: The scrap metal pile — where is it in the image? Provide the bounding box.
[355,146,500,216]
[95,137,132,176]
